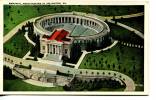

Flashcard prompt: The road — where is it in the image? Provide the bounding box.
[4,53,135,91]
[107,19,144,39]
[3,12,144,91]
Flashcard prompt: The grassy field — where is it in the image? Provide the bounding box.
[135,86,144,91]
[79,43,144,85]
[4,5,143,35]
[4,79,64,91]
[97,87,125,91]
[115,16,144,33]
[4,30,33,58]
[4,79,125,91]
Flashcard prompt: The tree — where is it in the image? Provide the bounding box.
[7,12,10,16]
[70,43,81,63]
[10,17,13,21]
[113,16,115,20]
[17,10,20,14]
[117,57,120,62]
[132,56,135,61]
[68,6,71,10]
[113,64,115,69]
[99,61,101,64]
[105,60,107,65]
[29,64,32,69]
[123,68,126,73]
[116,52,119,57]
[89,63,92,66]
[9,6,11,9]
[93,59,95,63]
[107,64,110,69]
[133,65,136,70]
[115,20,117,25]
[34,56,38,61]
[22,25,25,32]
[37,8,40,12]
[54,7,56,11]
[128,70,131,75]
[118,65,121,70]
[95,63,98,67]
[4,24,6,28]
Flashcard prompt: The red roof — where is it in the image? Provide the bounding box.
[47,29,69,42]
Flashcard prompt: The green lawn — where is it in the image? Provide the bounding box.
[4,30,33,58]
[115,16,144,33]
[4,79,125,91]
[135,86,144,91]
[97,87,125,91]
[4,79,64,91]
[4,5,143,35]
[79,43,144,85]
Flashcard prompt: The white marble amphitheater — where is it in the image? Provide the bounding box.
[33,12,111,61]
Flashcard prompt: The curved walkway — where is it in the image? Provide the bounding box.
[3,18,36,43]
[107,19,144,39]
[89,40,118,53]
[66,40,118,69]
[22,51,31,60]
[100,12,144,20]
[24,32,36,46]
[24,79,55,87]
[3,12,144,91]
[73,40,118,69]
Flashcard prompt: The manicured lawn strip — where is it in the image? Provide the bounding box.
[79,43,144,84]
[3,79,64,91]
[4,5,143,35]
[97,87,125,91]
[4,30,33,58]
[135,86,144,91]
[115,16,144,33]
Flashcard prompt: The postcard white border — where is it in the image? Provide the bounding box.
[0,0,149,95]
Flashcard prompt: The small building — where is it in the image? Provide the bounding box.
[40,29,73,62]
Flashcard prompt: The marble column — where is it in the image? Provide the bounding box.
[53,45,55,54]
[71,17,73,23]
[55,45,57,54]
[47,44,49,54]
[49,44,51,54]
[51,45,53,54]
[59,46,61,55]
[57,17,59,23]
[67,17,69,23]
[50,44,52,54]
[60,17,62,23]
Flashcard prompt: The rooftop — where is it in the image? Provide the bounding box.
[46,29,70,42]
